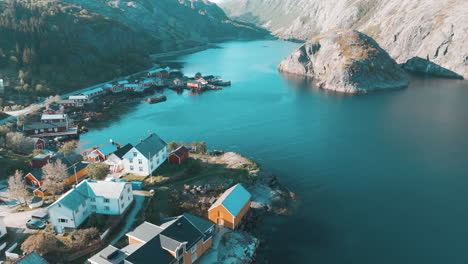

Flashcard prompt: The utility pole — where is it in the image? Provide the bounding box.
[149,152,152,184]
[74,164,78,185]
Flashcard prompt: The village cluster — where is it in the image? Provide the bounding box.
[21,66,230,140]
[0,66,256,263]
[1,129,254,263]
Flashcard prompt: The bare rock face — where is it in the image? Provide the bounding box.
[222,0,468,79]
[402,57,463,79]
[278,30,409,93]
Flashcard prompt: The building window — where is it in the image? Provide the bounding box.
[127,187,131,193]
[133,152,137,157]
[91,198,96,202]
[139,167,143,172]
[130,166,134,171]
[121,202,124,208]
[191,244,197,253]
[129,158,133,163]
[58,218,68,223]
[138,159,142,164]
[191,253,197,262]
[104,206,110,211]
[128,196,131,201]
[104,198,110,203]
[91,205,97,210]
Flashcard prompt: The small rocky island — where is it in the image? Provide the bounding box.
[278,29,409,93]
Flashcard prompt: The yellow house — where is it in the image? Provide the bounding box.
[208,183,252,229]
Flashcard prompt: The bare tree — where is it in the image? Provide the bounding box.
[59,141,76,154]
[8,170,30,205]
[42,160,69,200]
[5,132,35,153]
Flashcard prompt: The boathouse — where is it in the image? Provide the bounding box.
[208,183,251,229]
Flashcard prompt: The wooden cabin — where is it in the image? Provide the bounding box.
[208,184,251,229]
[169,146,189,164]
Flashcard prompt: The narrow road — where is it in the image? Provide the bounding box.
[3,44,214,119]
[110,193,145,245]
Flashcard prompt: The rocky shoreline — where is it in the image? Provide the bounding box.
[192,152,297,263]
[278,30,409,94]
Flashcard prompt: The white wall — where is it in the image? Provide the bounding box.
[49,182,133,233]
[93,184,133,215]
[0,216,7,239]
[123,147,167,176]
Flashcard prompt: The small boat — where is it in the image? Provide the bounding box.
[146,95,167,104]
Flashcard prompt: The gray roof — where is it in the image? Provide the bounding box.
[88,245,127,264]
[121,243,144,255]
[134,133,167,156]
[24,122,68,130]
[87,180,129,199]
[126,221,163,243]
[121,214,214,264]
[159,234,183,252]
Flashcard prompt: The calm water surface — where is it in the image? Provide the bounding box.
[81,40,468,264]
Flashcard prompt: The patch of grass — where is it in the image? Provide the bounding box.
[0,149,32,180]
[121,174,148,182]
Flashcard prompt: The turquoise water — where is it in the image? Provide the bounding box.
[81,40,468,263]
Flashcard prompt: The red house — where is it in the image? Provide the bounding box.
[31,154,50,169]
[124,84,140,91]
[147,68,169,78]
[24,169,44,188]
[23,122,68,136]
[57,99,79,109]
[41,114,68,124]
[169,146,189,164]
[32,138,46,149]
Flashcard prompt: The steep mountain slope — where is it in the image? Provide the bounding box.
[221,0,468,78]
[0,0,268,98]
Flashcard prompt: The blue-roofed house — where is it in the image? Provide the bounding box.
[48,180,133,234]
[16,252,49,264]
[208,183,252,229]
[88,143,120,161]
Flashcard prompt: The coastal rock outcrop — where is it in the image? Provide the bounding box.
[401,57,464,79]
[221,0,468,79]
[278,30,409,93]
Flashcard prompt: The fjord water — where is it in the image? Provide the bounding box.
[81,40,468,263]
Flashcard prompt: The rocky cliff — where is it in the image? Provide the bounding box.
[221,0,468,79]
[278,30,409,93]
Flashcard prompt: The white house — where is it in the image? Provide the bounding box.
[122,133,168,176]
[0,215,6,239]
[48,180,133,234]
[104,143,133,173]
[69,95,90,104]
